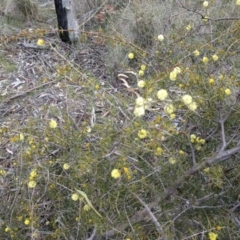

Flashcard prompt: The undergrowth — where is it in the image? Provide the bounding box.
[1,0,240,239]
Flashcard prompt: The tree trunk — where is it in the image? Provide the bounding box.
[54,0,78,44]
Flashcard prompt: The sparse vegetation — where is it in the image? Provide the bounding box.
[0,0,240,239]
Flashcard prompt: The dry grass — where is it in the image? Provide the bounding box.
[0,0,240,239]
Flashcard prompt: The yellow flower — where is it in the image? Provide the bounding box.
[157,89,168,101]
[169,71,177,81]
[86,126,92,133]
[134,106,145,117]
[182,94,193,105]
[140,65,147,71]
[0,169,6,176]
[237,0,240,5]
[24,219,30,225]
[28,180,37,188]
[173,67,182,74]
[216,226,221,231]
[164,104,175,115]
[128,53,134,59]
[204,167,210,173]
[83,204,91,211]
[71,193,79,201]
[135,97,145,107]
[157,34,164,41]
[170,113,176,119]
[202,56,209,64]
[169,157,176,164]
[111,169,121,179]
[193,50,200,56]
[63,163,70,170]
[209,78,214,84]
[49,119,57,128]
[187,101,197,111]
[138,129,147,139]
[203,1,209,7]
[30,169,37,178]
[212,54,218,61]
[219,74,224,80]
[137,80,146,88]
[186,25,192,31]
[179,150,185,155]
[208,232,218,240]
[5,227,10,232]
[225,88,231,95]
[19,133,24,141]
[139,70,144,77]
[37,38,45,46]
[190,134,196,142]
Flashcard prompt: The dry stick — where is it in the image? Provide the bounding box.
[165,145,240,199]
[131,192,164,235]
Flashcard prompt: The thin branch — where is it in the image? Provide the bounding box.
[131,192,164,234]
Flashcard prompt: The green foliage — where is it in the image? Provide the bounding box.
[1,0,240,239]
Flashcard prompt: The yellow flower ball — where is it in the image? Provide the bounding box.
[137,80,146,88]
[174,67,182,74]
[140,64,147,71]
[202,56,209,64]
[186,25,192,31]
[208,232,218,240]
[157,34,164,41]
[182,94,193,105]
[157,89,168,101]
[83,204,91,211]
[187,101,198,111]
[193,50,200,56]
[128,53,134,59]
[49,119,57,128]
[30,170,37,178]
[63,163,70,170]
[209,78,214,84]
[216,226,222,231]
[190,134,196,142]
[138,129,147,139]
[203,1,209,7]
[24,219,30,225]
[170,113,176,119]
[169,71,177,81]
[28,180,37,188]
[212,54,219,61]
[19,133,24,141]
[37,39,45,46]
[237,0,240,5]
[225,88,231,95]
[164,104,175,115]
[169,157,176,165]
[135,97,145,107]
[139,70,144,77]
[111,169,121,179]
[134,106,145,117]
[71,193,79,201]
[179,150,185,155]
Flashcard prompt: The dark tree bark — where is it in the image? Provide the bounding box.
[54,0,78,44]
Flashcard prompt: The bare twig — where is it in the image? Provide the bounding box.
[131,192,164,235]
